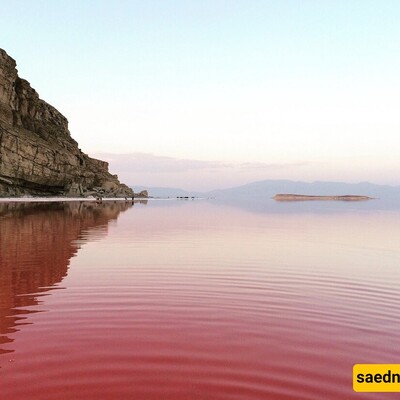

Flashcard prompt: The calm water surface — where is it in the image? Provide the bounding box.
[1,199,400,399]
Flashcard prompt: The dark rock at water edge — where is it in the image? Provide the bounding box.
[0,48,134,198]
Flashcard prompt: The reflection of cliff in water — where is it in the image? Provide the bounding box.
[0,201,132,355]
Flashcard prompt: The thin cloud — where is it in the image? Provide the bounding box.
[95,152,230,173]
[92,152,314,191]
[237,161,311,171]
[94,152,309,174]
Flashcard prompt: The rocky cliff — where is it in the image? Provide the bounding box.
[0,48,134,197]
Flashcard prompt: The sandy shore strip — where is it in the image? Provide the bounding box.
[0,196,193,203]
[0,197,138,203]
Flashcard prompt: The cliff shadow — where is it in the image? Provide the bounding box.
[0,201,132,357]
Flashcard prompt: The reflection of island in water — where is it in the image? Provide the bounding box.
[0,201,134,356]
[273,194,373,201]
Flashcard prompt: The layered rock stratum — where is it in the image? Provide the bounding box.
[0,48,133,197]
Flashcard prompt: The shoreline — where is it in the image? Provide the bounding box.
[0,196,148,203]
[0,196,204,203]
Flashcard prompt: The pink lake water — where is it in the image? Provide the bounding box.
[1,199,400,399]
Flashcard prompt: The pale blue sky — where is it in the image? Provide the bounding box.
[2,1,400,190]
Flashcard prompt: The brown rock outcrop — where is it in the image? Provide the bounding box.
[136,190,149,198]
[0,48,134,197]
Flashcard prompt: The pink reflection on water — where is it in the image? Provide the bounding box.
[1,200,400,399]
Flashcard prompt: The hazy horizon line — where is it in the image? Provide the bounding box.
[93,151,400,192]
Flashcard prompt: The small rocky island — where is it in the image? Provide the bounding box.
[273,194,373,201]
[0,48,135,198]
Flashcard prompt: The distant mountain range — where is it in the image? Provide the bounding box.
[133,180,400,199]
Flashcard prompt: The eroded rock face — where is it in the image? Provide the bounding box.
[0,48,134,197]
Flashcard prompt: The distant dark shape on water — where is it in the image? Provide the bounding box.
[273,194,374,201]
